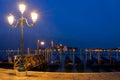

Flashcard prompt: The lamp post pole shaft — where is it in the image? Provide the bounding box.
[17,16,25,71]
[20,16,24,56]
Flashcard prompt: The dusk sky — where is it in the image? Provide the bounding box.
[0,0,120,50]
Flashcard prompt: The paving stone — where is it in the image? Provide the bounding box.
[0,68,120,80]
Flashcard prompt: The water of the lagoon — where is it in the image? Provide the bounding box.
[0,50,120,72]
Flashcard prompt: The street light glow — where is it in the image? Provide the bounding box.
[8,14,14,25]
[40,41,45,46]
[19,3,26,14]
[31,11,38,23]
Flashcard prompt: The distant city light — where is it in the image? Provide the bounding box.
[40,41,45,45]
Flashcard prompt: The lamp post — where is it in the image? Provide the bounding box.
[7,2,38,71]
[37,40,45,54]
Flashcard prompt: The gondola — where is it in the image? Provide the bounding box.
[100,56,111,67]
[100,56,112,72]
[91,56,104,66]
[64,56,73,69]
[100,56,120,71]
[110,57,120,69]
[90,56,100,72]
[86,58,94,66]
[48,55,60,68]
[101,56,110,64]
[74,56,84,68]
[91,56,98,63]
[110,57,118,65]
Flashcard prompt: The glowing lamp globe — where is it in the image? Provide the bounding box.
[8,14,14,25]
[19,3,26,14]
[31,12,38,23]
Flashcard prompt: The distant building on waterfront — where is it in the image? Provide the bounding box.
[50,40,54,48]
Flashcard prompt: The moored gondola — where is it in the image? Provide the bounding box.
[110,57,120,70]
[110,57,118,65]
[48,55,60,68]
[90,56,100,72]
[86,58,94,66]
[74,56,84,72]
[100,56,111,67]
[74,56,84,68]
[64,56,73,69]
[100,56,112,72]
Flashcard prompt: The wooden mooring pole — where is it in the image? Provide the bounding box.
[72,49,75,65]
[108,51,112,64]
[27,48,30,56]
[98,51,101,65]
[59,50,62,64]
[80,49,82,60]
[85,51,88,65]
[90,51,92,61]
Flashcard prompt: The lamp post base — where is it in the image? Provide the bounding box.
[16,63,27,77]
[18,65,25,72]
[16,70,27,77]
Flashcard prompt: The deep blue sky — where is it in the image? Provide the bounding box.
[0,0,120,49]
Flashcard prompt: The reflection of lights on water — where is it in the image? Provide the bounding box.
[51,61,54,64]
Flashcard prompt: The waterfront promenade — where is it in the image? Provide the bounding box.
[0,68,120,80]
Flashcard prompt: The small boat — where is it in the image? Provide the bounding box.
[100,56,111,67]
[86,59,94,66]
[64,56,73,69]
[111,57,118,65]
[48,55,60,68]
[110,57,120,69]
[100,56,112,72]
[74,56,84,72]
[90,56,100,72]
[91,56,98,63]
[75,56,84,67]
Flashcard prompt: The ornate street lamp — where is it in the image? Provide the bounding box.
[7,2,38,71]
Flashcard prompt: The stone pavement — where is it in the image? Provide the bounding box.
[0,68,120,80]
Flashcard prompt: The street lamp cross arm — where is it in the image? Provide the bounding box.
[24,18,35,27]
[10,20,19,28]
